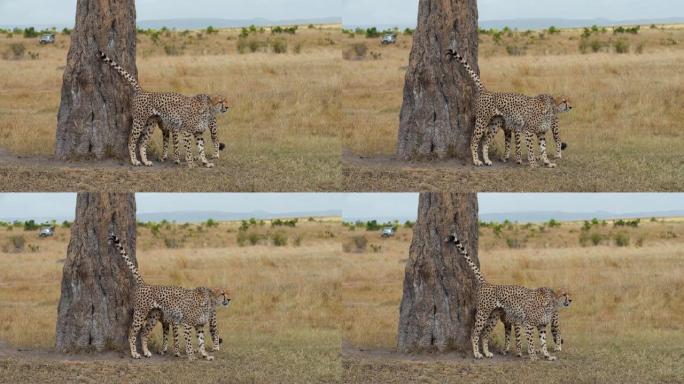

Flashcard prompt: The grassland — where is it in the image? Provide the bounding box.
[342,218,684,383]
[0,25,341,191]
[342,25,684,191]
[0,218,342,383]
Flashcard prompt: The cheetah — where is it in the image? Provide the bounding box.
[109,234,231,360]
[141,308,223,357]
[492,111,569,165]
[98,51,229,168]
[447,233,572,361]
[144,115,226,164]
[480,306,564,358]
[446,49,571,167]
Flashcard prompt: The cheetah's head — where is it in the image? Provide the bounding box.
[554,97,572,113]
[554,289,572,308]
[211,288,232,308]
[210,95,230,114]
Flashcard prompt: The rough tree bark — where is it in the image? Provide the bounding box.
[55,0,137,160]
[397,192,479,353]
[396,0,479,160]
[55,193,137,352]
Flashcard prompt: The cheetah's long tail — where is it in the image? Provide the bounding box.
[446,233,486,284]
[109,234,144,285]
[98,50,142,94]
[445,49,485,93]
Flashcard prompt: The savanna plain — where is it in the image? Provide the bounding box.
[0,218,341,383]
[0,25,341,191]
[343,24,684,191]
[342,218,684,383]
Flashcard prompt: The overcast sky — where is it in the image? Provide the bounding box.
[0,0,341,27]
[342,0,684,27]
[1,193,682,222]
[2,1,682,28]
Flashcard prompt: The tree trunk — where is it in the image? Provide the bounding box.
[397,192,479,353]
[396,0,479,160]
[55,193,137,353]
[55,0,137,160]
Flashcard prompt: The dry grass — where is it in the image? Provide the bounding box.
[342,26,684,191]
[0,219,342,383]
[342,219,684,383]
[0,25,341,191]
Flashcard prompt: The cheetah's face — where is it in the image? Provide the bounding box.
[212,288,232,307]
[555,98,572,113]
[210,96,229,114]
[555,289,572,308]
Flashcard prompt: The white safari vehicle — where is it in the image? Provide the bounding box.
[381,227,395,238]
[381,34,396,45]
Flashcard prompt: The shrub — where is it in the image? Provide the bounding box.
[272,232,287,246]
[237,231,248,246]
[547,26,561,34]
[206,26,218,34]
[370,244,382,253]
[163,44,184,55]
[293,42,303,54]
[614,39,629,54]
[62,221,72,228]
[62,28,72,35]
[205,219,218,228]
[614,232,630,247]
[590,233,603,246]
[163,237,181,248]
[237,37,262,53]
[343,43,368,60]
[3,235,26,253]
[506,237,526,248]
[293,235,303,246]
[365,220,381,231]
[547,219,561,228]
[249,232,261,245]
[271,38,288,54]
[23,220,39,231]
[404,220,414,228]
[505,45,526,56]
[365,27,380,38]
[23,27,38,38]
[343,235,368,253]
[4,43,26,60]
[403,28,414,36]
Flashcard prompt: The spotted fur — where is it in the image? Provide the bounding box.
[99,50,228,168]
[446,49,571,167]
[109,234,231,360]
[447,233,571,361]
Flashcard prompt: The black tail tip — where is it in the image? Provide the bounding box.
[219,143,226,151]
[561,142,568,150]
[446,234,457,243]
[108,234,118,242]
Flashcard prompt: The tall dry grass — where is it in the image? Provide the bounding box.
[0,219,342,383]
[0,26,341,190]
[342,26,684,191]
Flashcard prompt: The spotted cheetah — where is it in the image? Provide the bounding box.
[492,111,569,165]
[447,233,572,361]
[446,50,571,167]
[98,51,229,168]
[141,308,223,357]
[109,234,231,360]
[143,115,226,164]
[481,306,564,357]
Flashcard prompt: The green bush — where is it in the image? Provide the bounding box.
[614,232,630,247]
[547,26,561,34]
[248,232,261,245]
[23,27,38,38]
[614,39,629,54]
[271,38,288,54]
[272,232,287,246]
[365,27,380,38]
[206,26,218,34]
[23,220,39,231]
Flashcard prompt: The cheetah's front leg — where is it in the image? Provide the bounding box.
[210,311,221,352]
[537,133,556,168]
[551,312,562,352]
[551,117,563,160]
[128,309,146,359]
[209,116,221,160]
[196,325,214,361]
[525,323,538,361]
[182,131,196,168]
[128,120,144,166]
[538,325,556,361]
[525,131,538,168]
[139,124,155,167]
[184,324,196,361]
[195,132,214,168]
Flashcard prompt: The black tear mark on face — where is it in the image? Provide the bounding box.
[561,142,568,150]
[219,143,226,151]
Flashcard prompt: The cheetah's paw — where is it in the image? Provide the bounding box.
[473,160,484,167]
[130,160,142,166]
[473,352,484,359]
[143,350,152,358]
[203,162,215,168]
[205,355,215,361]
[484,160,492,166]
[545,355,557,361]
[142,160,153,167]
[131,352,141,359]
[544,162,557,168]
[484,351,494,358]
[553,345,562,352]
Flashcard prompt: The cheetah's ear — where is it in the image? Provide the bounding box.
[211,288,223,297]
[210,95,225,105]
